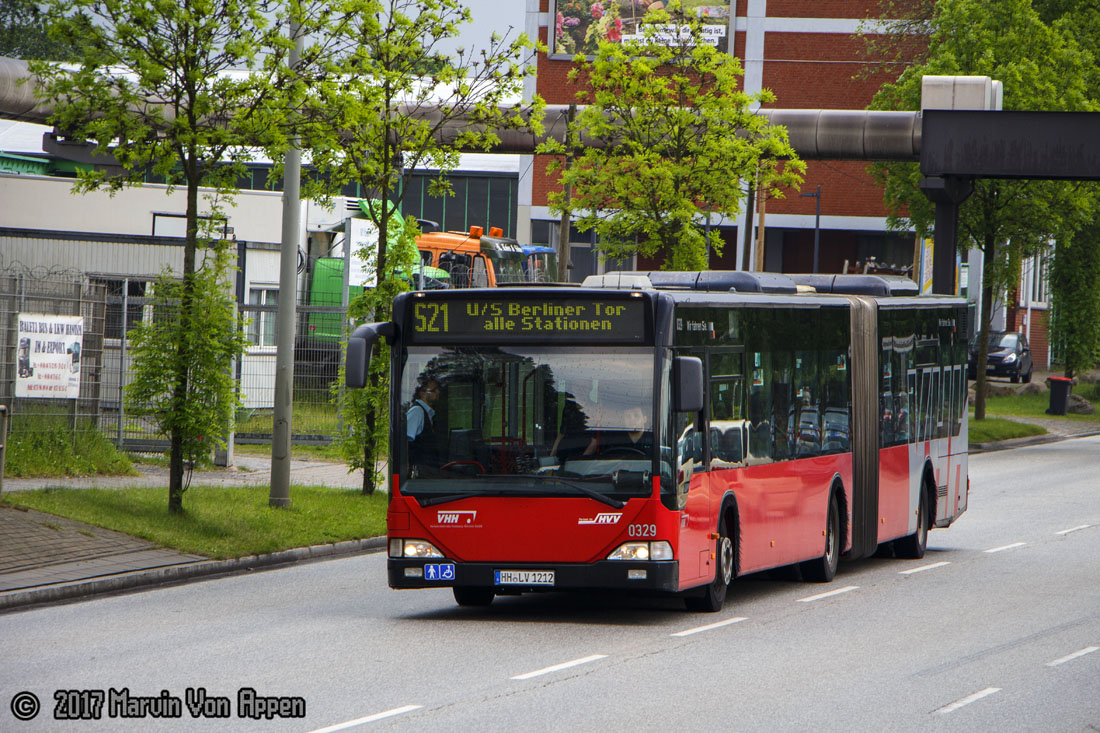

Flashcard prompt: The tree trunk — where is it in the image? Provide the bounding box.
[169,169,200,512]
[973,240,998,421]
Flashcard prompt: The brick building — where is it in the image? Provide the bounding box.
[518,0,919,282]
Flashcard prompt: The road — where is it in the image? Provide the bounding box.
[2,436,1098,732]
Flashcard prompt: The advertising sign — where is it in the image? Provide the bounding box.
[550,1,731,59]
[15,313,84,399]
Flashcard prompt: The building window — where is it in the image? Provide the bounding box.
[248,287,279,346]
[1021,250,1050,306]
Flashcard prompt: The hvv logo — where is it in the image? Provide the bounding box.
[436,510,477,525]
[578,513,622,525]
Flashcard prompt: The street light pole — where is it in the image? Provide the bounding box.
[800,185,821,274]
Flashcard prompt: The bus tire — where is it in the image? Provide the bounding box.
[895,482,930,559]
[800,492,840,583]
[453,586,494,607]
[685,520,734,612]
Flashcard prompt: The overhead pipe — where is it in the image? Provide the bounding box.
[3,56,922,161]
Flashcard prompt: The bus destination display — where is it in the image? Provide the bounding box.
[409,298,646,343]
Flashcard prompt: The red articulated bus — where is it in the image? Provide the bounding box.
[345,271,969,611]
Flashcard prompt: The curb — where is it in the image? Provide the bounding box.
[0,536,387,613]
[969,429,1100,454]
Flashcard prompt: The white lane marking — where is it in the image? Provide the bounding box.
[984,542,1026,553]
[934,687,1001,714]
[1055,524,1091,536]
[511,654,608,680]
[1046,646,1100,667]
[899,561,951,575]
[671,616,748,637]
[796,585,859,603]
[309,705,422,732]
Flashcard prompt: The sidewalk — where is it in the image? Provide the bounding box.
[3,419,1099,613]
[0,455,385,613]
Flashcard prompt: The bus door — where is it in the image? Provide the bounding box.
[671,351,710,589]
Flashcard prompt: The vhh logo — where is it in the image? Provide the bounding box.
[436,510,477,525]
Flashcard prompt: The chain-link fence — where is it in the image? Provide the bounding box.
[1,263,352,456]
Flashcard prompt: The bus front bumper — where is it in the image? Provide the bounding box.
[388,559,680,593]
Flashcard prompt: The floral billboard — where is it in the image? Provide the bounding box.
[550,1,732,58]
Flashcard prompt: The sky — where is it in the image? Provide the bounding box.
[439,0,528,55]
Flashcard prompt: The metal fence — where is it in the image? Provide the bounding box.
[1,264,349,455]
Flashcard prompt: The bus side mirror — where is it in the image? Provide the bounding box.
[673,356,704,413]
[346,322,395,389]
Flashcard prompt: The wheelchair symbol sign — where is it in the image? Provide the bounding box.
[424,563,455,581]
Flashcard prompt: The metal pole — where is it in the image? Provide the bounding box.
[801,185,821,274]
[269,25,303,508]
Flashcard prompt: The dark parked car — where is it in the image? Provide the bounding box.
[968,331,1033,383]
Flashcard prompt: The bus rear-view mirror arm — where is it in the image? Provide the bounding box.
[346,322,396,389]
[673,356,704,414]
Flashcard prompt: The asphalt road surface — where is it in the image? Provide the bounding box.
[2,436,1098,732]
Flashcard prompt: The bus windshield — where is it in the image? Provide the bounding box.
[400,346,657,500]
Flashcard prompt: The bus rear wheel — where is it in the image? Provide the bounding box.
[685,524,734,612]
[453,586,495,606]
[894,484,930,559]
[800,493,840,583]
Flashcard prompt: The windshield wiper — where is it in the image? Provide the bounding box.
[472,474,626,508]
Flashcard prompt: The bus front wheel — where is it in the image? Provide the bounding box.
[453,586,495,607]
[800,492,840,583]
[685,523,734,612]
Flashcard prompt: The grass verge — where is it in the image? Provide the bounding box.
[5,419,136,478]
[968,416,1046,444]
[1,485,388,559]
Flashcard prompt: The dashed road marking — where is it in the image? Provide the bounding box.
[1046,646,1099,667]
[309,705,422,732]
[899,561,951,575]
[671,617,748,637]
[934,687,1000,714]
[512,654,608,680]
[984,542,1026,554]
[1055,524,1091,536]
[797,586,859,603]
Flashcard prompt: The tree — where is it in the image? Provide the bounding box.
[126,237,248,492]
[0,0,76,60]
[867,0,1097,419]
[303,0,542,493]
[541,2,803,271]
[30,0,310,511]
[1049,222,1100,378]
[1033,0,1100,377]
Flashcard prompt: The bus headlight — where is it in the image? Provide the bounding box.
[607,541,673,561]
[390,539,444,558]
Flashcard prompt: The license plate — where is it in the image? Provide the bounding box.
[495,570,555,586]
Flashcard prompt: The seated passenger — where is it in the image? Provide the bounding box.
[583,406,652,457]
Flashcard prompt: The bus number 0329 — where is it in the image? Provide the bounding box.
[628,523,657,538]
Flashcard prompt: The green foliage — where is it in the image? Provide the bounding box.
[541,2,803,271]
[331,214,420,492]
[299,0,543,491]
[867,0,1100,419]
[1050,222,1100,377]
[2,485,388,560]
[4,415,135,478]
[125,242,248,493]
[0,0,77,60]
[28,0,312,509]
